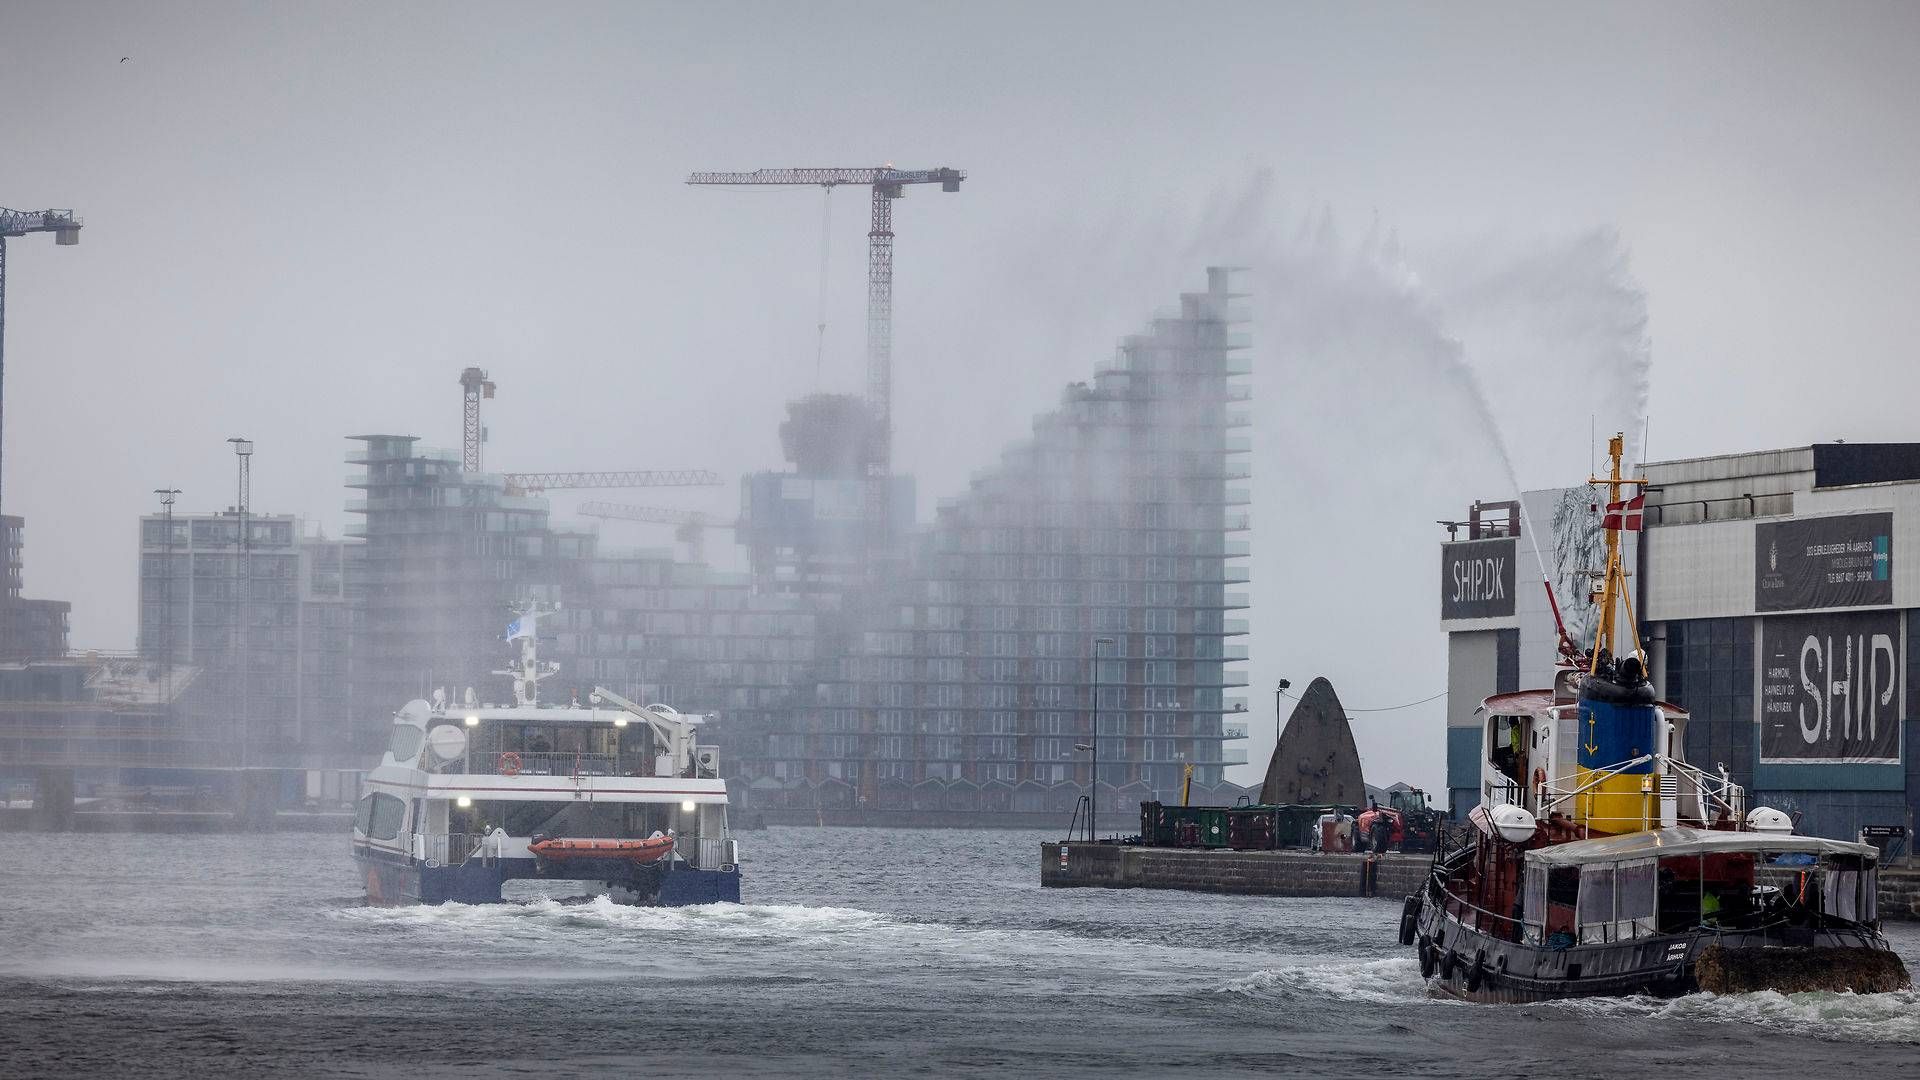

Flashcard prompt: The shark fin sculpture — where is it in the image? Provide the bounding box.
[1259,676,1366,807]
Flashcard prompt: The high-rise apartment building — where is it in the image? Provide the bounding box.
[0,515,70,660]
[137,511,355,756]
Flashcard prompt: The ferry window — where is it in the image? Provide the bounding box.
[386,725,424,763]
[367,792,406,841]
[354,794,374,835]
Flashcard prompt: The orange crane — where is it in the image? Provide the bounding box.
[686,166,964,553]
[0,208,82,516]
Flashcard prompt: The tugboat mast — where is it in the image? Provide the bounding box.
[1587,432,1646,672]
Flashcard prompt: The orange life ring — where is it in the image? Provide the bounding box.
[498,751,523,777]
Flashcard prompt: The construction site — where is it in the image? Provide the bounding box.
[0,169,1255,829]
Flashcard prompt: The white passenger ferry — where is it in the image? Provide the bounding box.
[351,606,741,905]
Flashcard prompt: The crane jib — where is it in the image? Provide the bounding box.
[686,168,965,188]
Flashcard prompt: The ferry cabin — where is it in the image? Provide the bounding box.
[353,698,738,905]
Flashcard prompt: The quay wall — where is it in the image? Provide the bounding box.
[1882,865,1920,920]
[1040,843,1430,899]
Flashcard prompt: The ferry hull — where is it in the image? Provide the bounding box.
[1408,892,1900,1003]
[354,843,741,907]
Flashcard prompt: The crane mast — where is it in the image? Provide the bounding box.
[0,208,82,518]
[459,367,495,473]
[687,166,964,555]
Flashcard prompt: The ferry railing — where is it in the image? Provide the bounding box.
[413,832,498,868]
[430,751,621,777]
[677,834,737,870]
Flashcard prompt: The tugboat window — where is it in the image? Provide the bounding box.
[1577,864,1616,944]
[1615,858,1657,939]
[353,794,375,835]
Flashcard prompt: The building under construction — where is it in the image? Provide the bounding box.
[728,269,1253,814]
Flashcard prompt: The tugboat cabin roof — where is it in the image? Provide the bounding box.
[1524,826,1876,868]
[1478,689,1689,720]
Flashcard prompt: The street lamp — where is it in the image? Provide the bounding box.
[228,438,252,757]
[1091,635,1115,840]
[153,488,181,703]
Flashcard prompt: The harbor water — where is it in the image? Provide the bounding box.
[2,827,1916,1078]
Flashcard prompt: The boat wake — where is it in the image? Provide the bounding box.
[1556,986,1920,1044]
[1218,957,1437,1006]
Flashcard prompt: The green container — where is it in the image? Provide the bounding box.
[1139,801,1229,848]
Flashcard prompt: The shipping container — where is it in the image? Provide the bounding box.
[1139,801,1230,848]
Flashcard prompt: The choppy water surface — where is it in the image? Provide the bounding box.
[1,828,1915,1078]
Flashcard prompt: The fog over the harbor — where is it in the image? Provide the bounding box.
[4,1,1918,790]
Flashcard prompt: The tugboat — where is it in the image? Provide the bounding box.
[1402,435,1908,1001]
[351,604,741,906]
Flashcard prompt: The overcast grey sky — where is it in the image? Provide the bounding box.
[4,1,1916,788]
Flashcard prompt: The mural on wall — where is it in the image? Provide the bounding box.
[1548,483,1605,651]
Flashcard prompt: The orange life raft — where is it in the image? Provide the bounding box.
[529,835,675,864]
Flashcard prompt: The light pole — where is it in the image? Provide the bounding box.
[1091,635,1115,840]
[228,438,252,758]
[153,488,180,702]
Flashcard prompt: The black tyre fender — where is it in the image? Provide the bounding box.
[1417,935,1436,979]
[1398,895,1421,946]
[1466,948,1487,992]
[1439,948,1456,980]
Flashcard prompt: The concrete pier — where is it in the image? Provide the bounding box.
[1041,842,1431,899]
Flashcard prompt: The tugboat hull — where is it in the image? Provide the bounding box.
[1409,893,1903,1003]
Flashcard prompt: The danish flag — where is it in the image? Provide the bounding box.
[1602,494,1645,532]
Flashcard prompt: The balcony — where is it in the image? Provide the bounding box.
[1224,618,1249,636]
[1223,436,1251,454]
[1225,644,1249,661]
[1222,723,1248,741]
[1224,513,1250,532]
[1220,748,1249,766]
[1225,357,1252,376]
[1224,487,1250,505]
[1225,592,1250,609]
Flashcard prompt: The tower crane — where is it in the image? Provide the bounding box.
[576,500,739,564]
[502,470,725,496]
[686,166,964,553]
[459,367,495,473]
[0,208,82,517]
